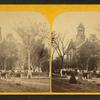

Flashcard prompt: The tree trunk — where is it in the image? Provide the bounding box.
[86,58,89,71]
[28,50,31,71]
[60,56,64,69]
[4,58,6,71]
[27,50,32,78]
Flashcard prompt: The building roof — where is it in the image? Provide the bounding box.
[77,23,85,29]
[67,39,76,51]
[66,38,87,53]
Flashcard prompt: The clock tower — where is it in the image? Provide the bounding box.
[76,23,85,45]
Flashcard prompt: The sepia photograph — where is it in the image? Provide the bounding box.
[0,12,50,92]
[52,12,100,92]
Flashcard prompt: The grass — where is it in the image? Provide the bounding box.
[52,78,100,92]
[0,78,50,92]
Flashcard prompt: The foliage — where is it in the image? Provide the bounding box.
[0,34,18,70]
[78,37,100,70]
[16,23,49,72]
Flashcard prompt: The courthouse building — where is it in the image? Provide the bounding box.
[65,23,100,69]
[65,23,86,64]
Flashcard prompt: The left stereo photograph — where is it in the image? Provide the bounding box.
[0,12,50,92]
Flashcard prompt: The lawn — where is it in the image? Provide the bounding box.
[52,78,100,92]
[0,78,50,92]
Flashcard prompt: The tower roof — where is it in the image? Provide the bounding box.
[77,23,85,29]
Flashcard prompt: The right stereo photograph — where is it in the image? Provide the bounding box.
[52,12,100,92]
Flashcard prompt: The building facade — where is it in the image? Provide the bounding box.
[65,23,100,70]
[65,23,86,66]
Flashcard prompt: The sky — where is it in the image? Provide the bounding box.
[0,12,50,47]
[1,12,100,59]
[52,12,100,58]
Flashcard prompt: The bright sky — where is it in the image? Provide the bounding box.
[0,12,50,47]
[52,12,100,58]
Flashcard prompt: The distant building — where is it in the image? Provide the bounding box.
[65,23,100,69]
[65,23,86,64]
[76,23,85,45]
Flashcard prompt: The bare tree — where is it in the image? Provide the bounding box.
[52,31,69,68]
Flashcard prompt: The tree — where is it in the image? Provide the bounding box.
[16,22,49,78]
[30,39,49,71]
[40,47,49,73]
[0,34,18,71]
[78,35,100,70]
[52,31,68,69]
[52,57,62,73]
